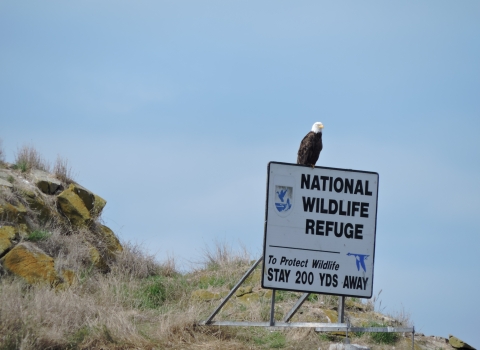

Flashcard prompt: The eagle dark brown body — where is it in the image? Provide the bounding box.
[297,131,323,167]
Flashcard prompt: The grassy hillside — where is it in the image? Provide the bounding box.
[0,143,450,350]
[0,239,419,349]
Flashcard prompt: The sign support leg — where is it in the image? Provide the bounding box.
[412,327,415,350]
[269,290,276,326]
[283,292,310,322]
[338,296,345,323]
[203,257,262,325]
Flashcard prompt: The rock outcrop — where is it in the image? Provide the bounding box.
[0,226,18,257]
[1,243,59,285]
[31,169,63,195]
[449,335,476,350]
[57,185,93,226]
[0,170,13,188]
[0,163,122,287]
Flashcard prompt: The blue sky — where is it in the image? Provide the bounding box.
[1,1,479,346]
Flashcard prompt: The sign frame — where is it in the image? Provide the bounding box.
[261,161,379,298]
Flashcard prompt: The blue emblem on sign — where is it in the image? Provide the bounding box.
[275,186,293,213]
[347,253,369,272]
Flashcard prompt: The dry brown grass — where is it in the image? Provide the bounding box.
[14,144,50,172]
[0,244,185,349]
[197,239,251,270]
[112,242,166,279]
[0,225,415,350]
[35,227,91,272]
[0,138,5,163]
[0,276,149,349]
[53,154,75,184]
[0,239,263,349]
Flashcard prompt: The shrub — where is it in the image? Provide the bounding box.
[275,290,298,302]
[53,155,75,184]
[26,230,51,242]
[14,144,49,172]
[111,242,163,279]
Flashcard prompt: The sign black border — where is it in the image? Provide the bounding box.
[261,161,379,298]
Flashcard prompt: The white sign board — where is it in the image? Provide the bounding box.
[262,162,379,298]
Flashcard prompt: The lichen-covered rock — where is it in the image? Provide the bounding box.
[0,169,11,179]
[0,226,18,256]
[0,170,14,188]
[88,243,109,272]
[258,288,273,299]
[21,189,52,222]
[57,186,91,226]
[0,178,12,188]
[235,286,253,297]
[56,269,77,290]
[70,183,95,211]
[345,298,367,311]
[245,269,261,285]
[97,224,123,258]
[31,169,63,195]
[329,344,370,350]
[64,184,106,218]
[92,194,106,217]
[449,335,475,349]
[323,309,338,323]
[1,243,59,285]
[62,269,76,286]
[191,289,223,301]
[0,202,27,225]
[237,292,259,304]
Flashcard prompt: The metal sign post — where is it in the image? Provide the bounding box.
[201,258,415,349]
[201,162,415,349]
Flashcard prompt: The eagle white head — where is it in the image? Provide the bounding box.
[311,122,324,134]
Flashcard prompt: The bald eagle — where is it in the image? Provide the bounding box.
[297,122,323,168]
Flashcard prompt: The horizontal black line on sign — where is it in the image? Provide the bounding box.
[269,245,340,254]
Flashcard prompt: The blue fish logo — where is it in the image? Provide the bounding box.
[347,253,369,272]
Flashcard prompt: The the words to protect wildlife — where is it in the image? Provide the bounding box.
[262,162,379,298]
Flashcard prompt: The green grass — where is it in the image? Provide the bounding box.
[253,331,286,348]
[0,333,21,350]
[67,326,90,349]
[137,277,167,309]
[364,321,399,344]
[26,230,51,241]
[78,264,95,283]
[197,274,227,289]
[274,290,298,302]
[318,333,337,341]
[12,162,28,172]
[135,274,189,310]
